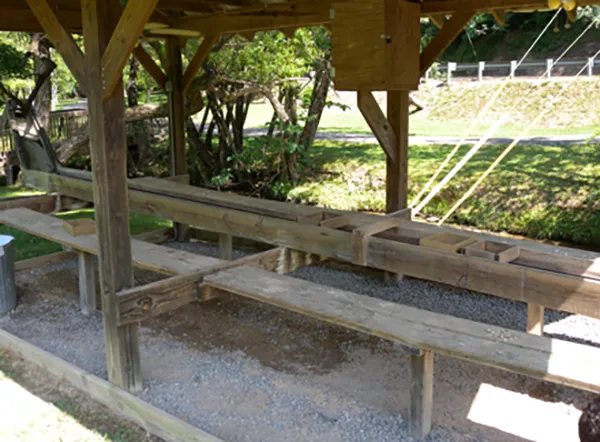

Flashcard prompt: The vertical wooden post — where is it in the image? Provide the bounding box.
[527,303,544,336]
[409,349,434,439]
[82,0,142,392]
[386,90,409,213]
[78,252,96,315]
[219,234,233,261]
[167,36,189,242]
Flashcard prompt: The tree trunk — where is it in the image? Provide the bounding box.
[32,34,52,130]
[299,65,331,149]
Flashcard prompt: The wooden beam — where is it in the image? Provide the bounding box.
[352,217,402,266]
[182,35,219,94]
[16,250,76,272]
[166,36,189,242]
[429,14,446,29]
[101,0,159,100]
[527,304,544,336]
[172,5,331,35]
[490,9,506,26]
[219,234,233,260]
[78,251,97,315]
[25,0,87,91]
[117,247,287,325]
[409,350,434,439]
[82,0,141,392]
[133,45,167,91]
[386,90,409,213]
[204,266,600,393]
[357,91,397,164]
[0,329,223,442]
[420,12,474,76]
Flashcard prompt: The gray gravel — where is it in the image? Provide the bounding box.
[1,240,598,442]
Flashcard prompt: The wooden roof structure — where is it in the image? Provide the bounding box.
[4,0,598,34]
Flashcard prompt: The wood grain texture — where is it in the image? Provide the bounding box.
[133,45,167,90]
[420,11,474,75]
[78,252,96,315]
[25,0,87,90]
[409,350,434,439]
[527,303,544,336]
[357,90,397,163]
[219,234,233,260]
[386,90,409,212]
[204,266,600,393]
[101,0,159,99]
[0,329,222,442]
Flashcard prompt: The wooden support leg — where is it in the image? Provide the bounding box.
[409,349,434,440]
[83,0,142,392]
[527,303,544,336]
[385,91,410,282]
[78,252,96,315]
[167,37,189,242]
[219,234,233,261]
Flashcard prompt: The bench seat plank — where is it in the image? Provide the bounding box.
[0,208,222,275]
[204,266,600,394]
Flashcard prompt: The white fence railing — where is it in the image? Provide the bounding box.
[427,58,599,82]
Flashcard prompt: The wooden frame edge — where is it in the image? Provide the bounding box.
[0,329,222,442]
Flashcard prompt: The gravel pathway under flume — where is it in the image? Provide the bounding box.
[1,240,598,442]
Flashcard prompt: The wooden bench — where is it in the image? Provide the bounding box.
[0,208,223,314]
[203,266,600,439]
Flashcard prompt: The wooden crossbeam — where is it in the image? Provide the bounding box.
[420,12,474,76]
[357,91,397,164]
[117,247,287,326]
[133,45,167,90]
[352,218,402,266]
[101,0,159,100]
[490,9,506,26]
[182,35,219,94]
[25,0,87,92]
[429,14,446,29]
[173,6,331,35]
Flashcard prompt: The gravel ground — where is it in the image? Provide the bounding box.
[1,240,599,442]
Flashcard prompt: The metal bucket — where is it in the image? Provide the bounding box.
[0,235,16,314]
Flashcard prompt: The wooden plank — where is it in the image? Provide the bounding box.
[133,45,167,91]
[24,0,87,91]
[319,215,351,230]
[219,234,233,261]
[0,209,220,276]
[0,194,56,213]
[101,0,159,100]
[420,232,478,253]
[357,91,397,163]
[78,252,96,315]
[0,329,222,442]
[15,250,76,272]
[409,350,434,439]
[167,36,189,242]
[63,218,96,236]
[420,12,474,76]
[527,304,544,336]
[182,35,219,93]
[386,90,409,213]
[117,247,285,325]
[490,9,506,26]
[203,266,600,393]
[82,0,139,391]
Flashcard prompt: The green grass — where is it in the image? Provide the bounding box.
[289,140,600,248]
[0,203,170,261]
[0,185,44,200]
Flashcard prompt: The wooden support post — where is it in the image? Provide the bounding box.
[386,91,409,213]
[82,0,142,392]
[527,303,544,336]
[219,234,233,261]
[409,350,434,440]
[78,252,96,315]
[167,36,189,242]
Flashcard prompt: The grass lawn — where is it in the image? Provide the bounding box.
[289,140,600,248]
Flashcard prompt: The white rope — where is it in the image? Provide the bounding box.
[438,47,600,225]
[409,9,562,209]
[412,13,600,215]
